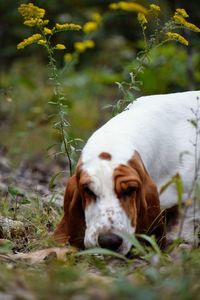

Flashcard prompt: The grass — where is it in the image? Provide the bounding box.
[1,190,200,300]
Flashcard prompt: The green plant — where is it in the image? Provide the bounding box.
[17,3,83,175]
[109,2,200,112]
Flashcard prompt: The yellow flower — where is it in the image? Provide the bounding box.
[43,27,53,35]
[24,18,49,27]
[84,40,95,48]
[173,15,200,33]
[149,4,161,13]
[166,32,189,46]
[137,13,148,26]
[109,2,148,15]
[64,53,73,62]
[91,12,102,23]
[37,39,47,45]
[175,8,189,18]
[18,3,45,20]
[173,14,186,26]
[109,3,118,10]
[55,44,66,50]
[17,33,42,49]
[55,23,82,31]
[74,40,95,52]
[74,42,86,52]
[83,21,98,33]
[184,22,200,32]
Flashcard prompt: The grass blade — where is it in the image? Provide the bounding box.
[76,247,129,261]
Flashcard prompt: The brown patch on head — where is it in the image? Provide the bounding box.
[113,163,141,228]
[113,151,166,248]
[99,152,112,161]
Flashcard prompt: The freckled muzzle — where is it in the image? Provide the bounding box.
[98,233,123,251]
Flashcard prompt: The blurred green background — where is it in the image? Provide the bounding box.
[1,0,200,166]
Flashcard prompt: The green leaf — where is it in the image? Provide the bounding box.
[49,171,65,189]
[119,232,147,256]
[48,101,58,105]
[47,143,60,151]
[0,240,14,252]
[76,247,129,261]
[137,234,161,255]
[160,174,183,208]
[159,178,174,194]
[20,198,31,205]
[8,186,24,197]
[174,174,183,207]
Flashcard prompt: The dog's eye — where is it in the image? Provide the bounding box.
[84,186,96,199]
[121,186,137,198]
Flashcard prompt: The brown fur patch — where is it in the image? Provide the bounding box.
[99,152,112,160]
[113,151,166,248]
[113,163,141,228]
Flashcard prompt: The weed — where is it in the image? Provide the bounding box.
[109,3,200,112]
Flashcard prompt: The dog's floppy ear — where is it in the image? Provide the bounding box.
[130,152,166,248]
[138,172,166,248]
[53,175,86,249]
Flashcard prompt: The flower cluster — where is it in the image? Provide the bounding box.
[149,4,161,13]
[17,33,42,49]
[18,3,49,27]
[55,23,82,31]
[173,8,200,32]
[90,12,102,23]
[163,7,200,46]
[175,8,189,18]
[83,22,98,33]
[17,3,82,50]
[166,32,189,46]
[37,39,47,45]
[137,13,148,27]
[24,18,49,27]
[18,3,45,20]
[109,1,148,14]
[43,27,53,35]
[83,12,102,33]
[64,53,73,62]
[74,40,95,52]
[55,44,66,50]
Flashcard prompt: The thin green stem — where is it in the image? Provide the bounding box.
[45,39,73,176]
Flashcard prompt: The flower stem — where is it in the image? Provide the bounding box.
[47,44,72,176]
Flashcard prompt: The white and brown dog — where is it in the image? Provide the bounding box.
[54,91,200,254]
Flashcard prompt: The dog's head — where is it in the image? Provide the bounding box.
[54,151,165,255]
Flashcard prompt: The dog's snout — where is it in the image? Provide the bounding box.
[98,233,123,251]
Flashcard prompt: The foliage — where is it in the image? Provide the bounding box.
[17,3,84,175]
[1,189,200,299]
[1,1,200,165]
[109,2,200,111]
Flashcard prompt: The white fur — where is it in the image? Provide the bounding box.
[81,91,200,253]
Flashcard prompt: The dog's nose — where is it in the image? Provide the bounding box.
[98,233,123,251]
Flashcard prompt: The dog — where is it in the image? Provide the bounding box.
[54,91,200,254]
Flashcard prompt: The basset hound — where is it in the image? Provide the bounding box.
[54,91,200,254]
